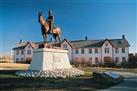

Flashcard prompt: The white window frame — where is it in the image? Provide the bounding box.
[16,50,19,55]
[115,48,119,53]
[75,49,79,54]
[89,48,92,54]
[105,48,109,53]
[95,48,98,54]
[63,44,67,48]
[27,50,31,55]
[81,48,84,54]
[122,48,125,53]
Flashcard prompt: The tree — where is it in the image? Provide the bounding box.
[128,55,137,68]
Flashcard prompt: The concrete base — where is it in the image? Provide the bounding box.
[16,48,84,78]
[29,48,72,70]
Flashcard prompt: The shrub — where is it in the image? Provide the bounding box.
[74,57,81,67]
[26,58,32,64]
[128,56,137,68]
[121,61,129,68]
[103,62,116,67]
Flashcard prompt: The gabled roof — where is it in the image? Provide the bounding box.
[12,46,26,50]
[62,38,73,48]
[80,40,105,48]
[12,42,34,50]
[13,37,130,50]
[63,38,130,48]
[109,39,130,47]
[71,40,102,48]
[81,39,114,48]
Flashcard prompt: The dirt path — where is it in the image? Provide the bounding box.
[0,63,29,70]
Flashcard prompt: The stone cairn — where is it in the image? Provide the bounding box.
[16,68,84,78]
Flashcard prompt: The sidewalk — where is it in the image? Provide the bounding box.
[98,72,137,91]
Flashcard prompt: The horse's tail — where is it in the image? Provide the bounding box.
[53,27,61,35]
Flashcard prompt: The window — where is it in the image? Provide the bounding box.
[122,48,125,53]
[75,49,79,54]
[105,43,108,46]
[105,48,109,53]
[21,50,24,55]
[116,57,119,63]
[21,58,24,61]
[27,50,31,55]
[28,46,30,48]
[107,48,109,53]
[95,48,98,54]
[89,57,92,64]
[89,48,92,54]
[95,57,98,64]
[63,44,67,48]
[81,48,84,54]
[118,41,122,44]
[16,58,19,61]
[115,48,119,53]
[122,57,126,61]
[16,50,19,55]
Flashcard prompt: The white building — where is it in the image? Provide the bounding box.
[13,35,130,65]
[62,35,130,65]
[12,41,34,63]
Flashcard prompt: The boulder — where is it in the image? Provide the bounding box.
[93,71,124,84]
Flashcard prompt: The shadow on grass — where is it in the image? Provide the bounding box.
[0,74,120,91]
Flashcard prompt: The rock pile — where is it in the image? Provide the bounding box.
[16,68,84,78]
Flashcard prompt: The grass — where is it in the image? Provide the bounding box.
[0,67,114,91]
[0,73,115,91]
[1,66,136,91]
[0,74,19,78]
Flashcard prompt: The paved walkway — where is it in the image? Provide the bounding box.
[98,72,137,91]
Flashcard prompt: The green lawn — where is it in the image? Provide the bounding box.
[0,74,19,78]
[0,67,108,91]
[0,73,114,91]
[1,66,136,91]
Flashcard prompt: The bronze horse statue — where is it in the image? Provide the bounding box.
[38,11,61,47]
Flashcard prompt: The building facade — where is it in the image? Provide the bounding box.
[13,42,34,63]
[62,35,130,65]
[13,35,130,65]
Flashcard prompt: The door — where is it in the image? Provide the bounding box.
[104,57,112,65]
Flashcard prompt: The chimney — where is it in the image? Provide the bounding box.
[122,35,125,39]
[19,39,23,44]
[85,36,88,40]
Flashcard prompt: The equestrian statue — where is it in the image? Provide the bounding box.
[38,10,61,47]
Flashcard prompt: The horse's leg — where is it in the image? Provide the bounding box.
[42,34,45,43]
[57,35,61,47]
[43,34,47,43]
[55,36,57,46]
[53,34,57,46]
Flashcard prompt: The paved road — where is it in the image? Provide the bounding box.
[98,72,137,91]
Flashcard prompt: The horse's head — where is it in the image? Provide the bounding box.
[38,11,44,24]
[38,11,49,32]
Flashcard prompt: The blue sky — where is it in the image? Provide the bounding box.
[0,0,136,54]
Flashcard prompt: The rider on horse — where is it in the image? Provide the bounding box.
[46,10,54,34]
